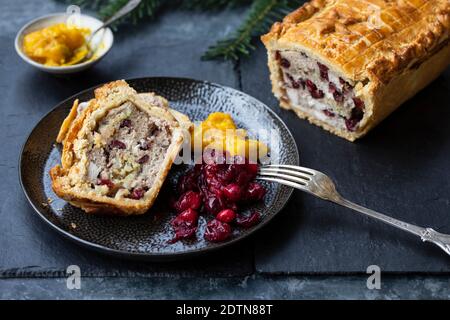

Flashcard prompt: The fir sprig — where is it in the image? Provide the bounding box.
[202,0,299,61]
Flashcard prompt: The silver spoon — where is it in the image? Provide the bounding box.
[69,0,142,65]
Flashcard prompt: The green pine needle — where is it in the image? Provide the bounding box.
[202,0,300,61]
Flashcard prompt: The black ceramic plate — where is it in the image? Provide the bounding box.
[20,77,299,260]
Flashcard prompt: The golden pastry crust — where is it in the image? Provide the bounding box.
[262,0,450,141]
[50,80,193,215]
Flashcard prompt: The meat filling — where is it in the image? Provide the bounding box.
[86,102,172,199]
[276,50,365,132]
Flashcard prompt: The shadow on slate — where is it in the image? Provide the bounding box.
[240,43,450,273]
[0,5,254,277]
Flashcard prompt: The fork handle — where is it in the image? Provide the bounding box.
[333,196,450,256]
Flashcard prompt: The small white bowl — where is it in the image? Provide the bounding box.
[15,13,114,74]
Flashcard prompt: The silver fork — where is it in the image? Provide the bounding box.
[258,164,450,256]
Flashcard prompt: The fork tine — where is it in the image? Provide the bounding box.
[259,168,312,181]
[258,171,309,186]
[261,164,316,176]
[257,176,308,191]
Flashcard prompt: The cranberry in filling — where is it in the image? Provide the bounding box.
[317,62,329,81]
[137,154,149,164]
[280,58,290,69]
[323,110,335,117]
[306,79,324,99]
[120,119,132,128]
[345,107,364,132]
[129,187,145,200]
[97,178,114,189]
[109,139,126,149]
[286,74,300,89]
[328,83,344,103]
[353,97,365,110]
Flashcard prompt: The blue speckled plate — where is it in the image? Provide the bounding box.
[19,77,299,260]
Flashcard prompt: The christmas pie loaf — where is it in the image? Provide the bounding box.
[50,80,192,215]
[262,0,450,141]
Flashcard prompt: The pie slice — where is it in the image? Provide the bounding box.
[50,80,193,215]
[262,0,450,141]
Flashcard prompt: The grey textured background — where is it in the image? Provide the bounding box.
[1,0,450,299]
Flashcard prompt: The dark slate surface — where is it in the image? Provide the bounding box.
[2,275,450,299]
[0,1,253,277]
[1,0,450,283]
[240,44,450,273]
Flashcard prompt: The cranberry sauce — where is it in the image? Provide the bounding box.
[170,149,266,243]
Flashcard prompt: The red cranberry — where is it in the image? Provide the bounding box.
[280,58,290,68]
[311,89,324,99]
[235,169,256,185]
[216,209,236,223]
[170,209,198,243]
[323,110,335,117]
[204,219,232,242]
[329,82,336,93]
[236,211,260,228]
[109,140,126,149]
[137,154,149,164]
[345,107,364,132]
[97,178,114,189]
[172,149,267,243]
[178,208,199,224]
[317,62,329,81]
[177,169,200,194]
[223,183,242,202]
[245,182,266,201]
[174,191,202,212]
[286,74,300,89]
[120,119,132,128]
[129,187,145,200]
[353,97,365,110]
[329,83,344,103]
[204,194,225,215]
[306,79,317,92]
[306,79,324,99]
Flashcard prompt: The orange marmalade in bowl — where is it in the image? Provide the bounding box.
[22,23,90,66]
